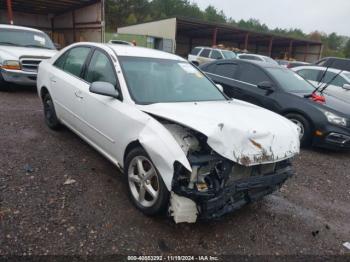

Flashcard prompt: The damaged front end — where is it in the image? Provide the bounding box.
[164,123,295,223]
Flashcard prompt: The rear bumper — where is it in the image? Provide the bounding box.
[1,68,37,86]
[174,165,294,220]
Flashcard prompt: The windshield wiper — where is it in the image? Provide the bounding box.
[319,70,343,94]
[23,44,53,50]
[307,66,330,97]
[0,42,19,46]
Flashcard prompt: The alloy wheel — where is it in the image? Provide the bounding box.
[128,156,160,208]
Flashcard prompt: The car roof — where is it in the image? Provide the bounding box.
[238,53,268,58]
[0,24,44,33]
[293,65,350,74]
[71,42,186,61]
[203,58,281,69]
[193,46,233,52]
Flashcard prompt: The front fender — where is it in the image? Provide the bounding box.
[138,118,192,191]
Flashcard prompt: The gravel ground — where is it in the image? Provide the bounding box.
[1,87,350,257]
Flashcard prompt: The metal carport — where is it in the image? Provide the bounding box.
[0,0,105,47]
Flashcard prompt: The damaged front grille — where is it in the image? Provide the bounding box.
[172,155,294,220]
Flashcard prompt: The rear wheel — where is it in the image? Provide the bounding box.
[285,113,312,147]
[124,147,169,216]
[43,93,61,130]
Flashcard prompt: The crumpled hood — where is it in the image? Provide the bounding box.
[0,46,57,60]
[138,100,300,166]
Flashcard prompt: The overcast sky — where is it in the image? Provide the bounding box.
[194,0,349,36]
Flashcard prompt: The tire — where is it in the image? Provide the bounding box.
[43,93,61,130]
[285,113,312,147]
[124,147,169,216]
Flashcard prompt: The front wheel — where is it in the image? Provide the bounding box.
[43,93,61,130]
[124,147,169,216]
[285,113,312,147]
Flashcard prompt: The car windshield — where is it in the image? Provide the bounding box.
[119,56,226,104]
[0,29,55,49]
[222,50,236,59]
[267,67,315,93]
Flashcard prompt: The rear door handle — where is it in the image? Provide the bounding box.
[50,77,57,83]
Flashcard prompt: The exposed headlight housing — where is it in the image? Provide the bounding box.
[1,60,21,70]
[324,111,347,127]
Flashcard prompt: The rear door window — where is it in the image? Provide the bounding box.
[200,49,211,58]
[236,63,270,85]
[213,63,238,78]
[62,47,91,77]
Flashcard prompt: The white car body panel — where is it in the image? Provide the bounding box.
[37,42,300,192]
[138,101,300,166]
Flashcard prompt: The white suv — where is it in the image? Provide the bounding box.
[188,47,236,66]
[0,24,57,90]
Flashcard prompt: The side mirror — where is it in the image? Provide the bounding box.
[89,81,119,98]
[343,84,350,90]
[216,84,224,92]
[257,81,274,92]
[54,43,61,50]
[217,56,223,60]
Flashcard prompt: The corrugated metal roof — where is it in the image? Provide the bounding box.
[0,0,99,14]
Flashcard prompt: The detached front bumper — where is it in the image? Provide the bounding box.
[1,68,37,86]
[174,164,294,220]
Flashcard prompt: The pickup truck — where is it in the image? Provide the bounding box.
[0,24,57,90]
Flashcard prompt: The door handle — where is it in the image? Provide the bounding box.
[50,77,57,83]
[74,91,84,99]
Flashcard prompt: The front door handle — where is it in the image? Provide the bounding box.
[74,91,84,99]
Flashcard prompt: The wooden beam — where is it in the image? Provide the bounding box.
[303,43,309,62]
[288,40,293,59]
[244,33,249,51]
[268,37,273,57]
[72,10,76,42]
[212,27,218,46]
[6,0,14,24]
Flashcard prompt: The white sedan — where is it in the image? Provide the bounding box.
[37,43,300,223]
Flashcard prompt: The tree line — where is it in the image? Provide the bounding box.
[106,0,350,58]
